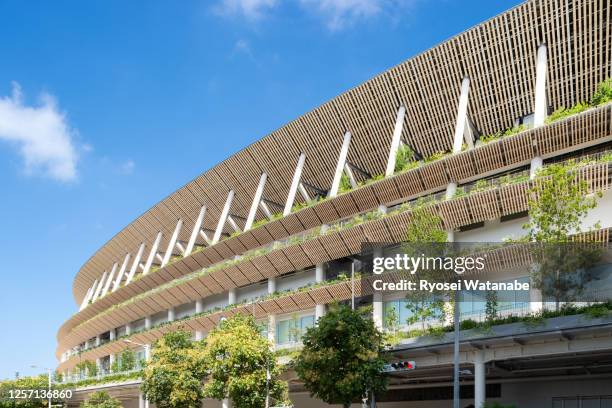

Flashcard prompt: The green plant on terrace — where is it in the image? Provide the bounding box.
[81,391,122,408]
[394,143,417,173]
[424,151,448,163]
[546,102,590,124]
[453,186,467,198]
[472,179,489,192]
[591,78,612,106]
[338,172,353,194]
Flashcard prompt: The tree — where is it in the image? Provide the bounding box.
[141,329,207,408]
[0,375,55,408]
[294,304,387,408]
[202,314,287,408]
[403,200,449,329]
[81,391,121,408]
[525,163,602,310]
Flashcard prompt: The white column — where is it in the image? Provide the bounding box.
[101,262,118,298]
[143,232,163,275]
[145,316,152,330]
[92,271,108,302]
[453,77,471,154]
[126,242,145,284]
[533,44,548,128]
[385,105,407,177]
[139,393,145,408]
[195,301,205,340]
[228,288,237,305]
[245,173,268,230]
[329,131,352,198]
[222,398,232,408]
[268,314,276,344]
[185,206,206,257]
[267,277,276,294]
[372,247,384,330]
[473,350,486,408]
[284,153,307,216]
[530,156,543,179]
[213,191,235,244]
[109,354,115,370]
[109,329,115,341]
[113,253,131,292]
[125,323,132,336]
[162,219,183,267]
[168,307,175,322]
[315,264,327,320]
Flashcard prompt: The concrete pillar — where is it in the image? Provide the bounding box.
[315,304,326,321]
[125,323,132,336]
[533,44,548,128]
[109,329,115,341]
[195,330,204,341]
[268,314,276,345]
[268,277,276,294]
[222,398,232,408]
[109,354,115,371]
[139,393,145,408]
[195,299,203,314]
[385,105,407,177]
[228,288,237,305]
[168,307,175,322]
[372,247,384,330]
[315,264,327,321]
[473,350,486,408]
[530,156,543,179]
[95,336,101,347]
[144,316,151,330]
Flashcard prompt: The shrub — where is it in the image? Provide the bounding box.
[591,78,612,105]
[546,102,590,124]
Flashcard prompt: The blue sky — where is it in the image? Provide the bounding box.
[0,0,520,379]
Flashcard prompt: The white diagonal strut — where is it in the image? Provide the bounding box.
[299,183,310,201]
[329,131,352,198]
[113,253,131,292]
[533,44,548,127]
[185,206,206,257]
[213,190,234,244]
[453,77,471,154]
[79,286,93,310]
[259,201,273,219]
[143,232,163,275]
[385,105,406,177]
[343,164,358,188]
[101,262,118,297]
[86,279,98,304]
[284,153,306,216]
[126,243,145,284]
[162,219,183,267]
[245,173,267,231]
[92,271,108,302]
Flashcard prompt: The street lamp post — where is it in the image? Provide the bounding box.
[30,365,52,408]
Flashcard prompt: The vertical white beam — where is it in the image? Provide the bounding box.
[268,277,276,294]
[126,243,145,284]
[284,153,306,216]
[143,232,163,276]
[385,105,407,177]
[162,219,183,267]
[245,173,267,231]
[474,350,486,408]
[101,262,118,298]
[329,131,352,198]
[533,44,548,128]
[213,191,234,245]
[185,206,206,257]
[112,253,131,292]
[315,264,326,321]
[371,248,384,329]
[92,271,108,302]
[228,288,237,305]
[453,77,471,153]
[168,307,175,322]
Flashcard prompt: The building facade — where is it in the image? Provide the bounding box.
[57,0,612,406]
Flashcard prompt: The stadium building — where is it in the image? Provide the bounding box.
[57,0,612,406]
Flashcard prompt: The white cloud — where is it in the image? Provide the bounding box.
[214,0,279,20]
[0,82,79,182]
[300,0,413,31]
[118,159,135,175]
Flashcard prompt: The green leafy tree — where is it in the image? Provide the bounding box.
[75,361,98,378]
[202,314,287,408]
[525,163,602,310]
[142,330,207,408]
[0,375,52,408]
[294,304,387,408]
[80,391,121,408]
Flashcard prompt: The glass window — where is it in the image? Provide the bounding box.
[276,315,315,345]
